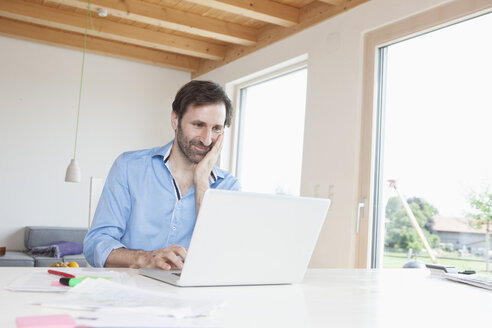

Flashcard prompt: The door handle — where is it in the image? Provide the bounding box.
[356,198,367,233]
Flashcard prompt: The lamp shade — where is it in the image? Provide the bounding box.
[65,158,81,183]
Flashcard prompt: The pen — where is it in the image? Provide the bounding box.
[48,269,76,278]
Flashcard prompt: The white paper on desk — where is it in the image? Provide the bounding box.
[75,309,223,328]
[6,269,129,292]
[37,278,224,318]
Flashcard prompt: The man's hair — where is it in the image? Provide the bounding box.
[172,80,233,127]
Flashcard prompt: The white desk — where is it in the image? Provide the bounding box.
[0,268,489,327]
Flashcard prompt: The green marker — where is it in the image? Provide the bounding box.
[59,276,111,287]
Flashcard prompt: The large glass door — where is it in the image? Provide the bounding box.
[372,12,492,274]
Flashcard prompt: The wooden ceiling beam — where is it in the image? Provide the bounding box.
[48,0,257,46]
[317,0,347,5]
[193,0,370,77]
[0,17,199,72]
[185,0,299,27]
[0,0,225,60]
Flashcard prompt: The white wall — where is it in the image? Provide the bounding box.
[0,36,190,250]
[202,0,450,268]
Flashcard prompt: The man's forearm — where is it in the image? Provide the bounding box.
[104,247,148,268]
[194,180,209,216]
[192,133,223,216]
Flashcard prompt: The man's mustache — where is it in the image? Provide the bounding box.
[190,139,212,151]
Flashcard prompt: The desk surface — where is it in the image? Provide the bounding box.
[0,267,489,327]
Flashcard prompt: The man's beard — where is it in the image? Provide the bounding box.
[176,124,212,164]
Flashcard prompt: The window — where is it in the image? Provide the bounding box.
[371,12,492,274]
[234,66,308,195]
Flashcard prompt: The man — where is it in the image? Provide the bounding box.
[84,80,240,269]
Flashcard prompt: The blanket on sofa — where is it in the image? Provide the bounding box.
[27,241,83,258]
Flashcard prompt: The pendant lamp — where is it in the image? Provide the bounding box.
[65,1,91,183]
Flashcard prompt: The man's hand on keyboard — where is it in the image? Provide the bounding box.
[138,245,187,270]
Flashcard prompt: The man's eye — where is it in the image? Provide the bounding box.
[213,127,223,132]
[194,123,203,127]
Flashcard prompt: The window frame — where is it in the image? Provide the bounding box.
[357,0,492,268]
[229,61,308,184]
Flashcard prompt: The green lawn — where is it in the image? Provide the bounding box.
[383,251,492,275]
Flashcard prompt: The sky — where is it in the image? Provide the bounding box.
[382,12,492,218]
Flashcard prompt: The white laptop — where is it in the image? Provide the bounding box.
[139,189,330,287]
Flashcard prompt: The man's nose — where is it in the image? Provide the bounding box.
[200,128,213,146]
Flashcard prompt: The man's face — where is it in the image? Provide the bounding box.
[172,103,226,164]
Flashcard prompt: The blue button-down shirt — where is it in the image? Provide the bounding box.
[83,140,240,267]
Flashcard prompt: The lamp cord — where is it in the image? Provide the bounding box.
[73,0,91,159]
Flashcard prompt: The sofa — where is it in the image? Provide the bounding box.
[0,226,88,267]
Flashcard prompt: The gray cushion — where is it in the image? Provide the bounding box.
[34,256,62,267]
[24,226,88,249]
[63,254,89,267]
[32,255,88,267]
[0,251,34,267]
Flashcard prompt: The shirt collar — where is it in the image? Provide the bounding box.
[151,140,173,159]
[152,140,224,181]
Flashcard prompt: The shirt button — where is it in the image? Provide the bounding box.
[172,226,176,231]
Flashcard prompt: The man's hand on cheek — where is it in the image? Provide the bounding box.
[193,133,223,185]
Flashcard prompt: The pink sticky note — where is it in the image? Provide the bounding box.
[51,281,67,287]
[16,314,76,328]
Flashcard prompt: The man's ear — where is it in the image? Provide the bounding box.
[171,110,178,131]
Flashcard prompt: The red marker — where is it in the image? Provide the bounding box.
[48,269,75,278]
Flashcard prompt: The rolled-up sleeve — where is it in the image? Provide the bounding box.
[84,154,131,267]
[229,178,241,191]
[214,169,241,191]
